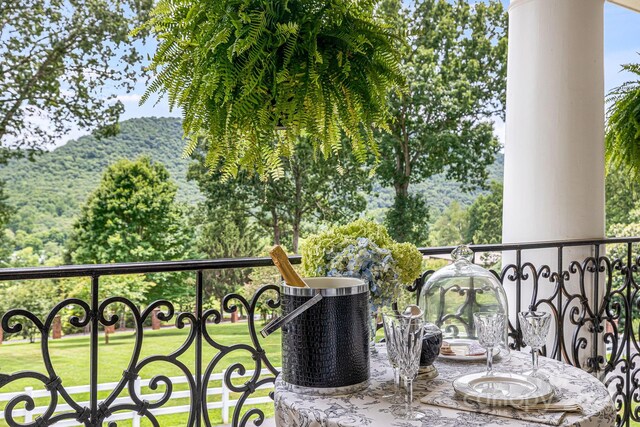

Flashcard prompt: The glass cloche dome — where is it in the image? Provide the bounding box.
[420,245,510,360]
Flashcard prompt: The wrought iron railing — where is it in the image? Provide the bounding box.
[0,237,638,426]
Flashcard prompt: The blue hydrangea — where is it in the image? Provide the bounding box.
[326,237,400,305]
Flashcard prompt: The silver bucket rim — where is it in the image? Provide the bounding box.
[282,277,368,297]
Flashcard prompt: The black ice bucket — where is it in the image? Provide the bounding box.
[261,277,370,395]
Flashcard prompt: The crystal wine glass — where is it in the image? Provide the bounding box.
[518,311,552,378]
[473,312,506,376]
[382,313,405,403]
[390,315,426,420]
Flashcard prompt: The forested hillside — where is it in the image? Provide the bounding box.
[367,155,504,221]
[0,118,201,241]
[0,117,504,252]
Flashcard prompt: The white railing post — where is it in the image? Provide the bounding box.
[132,376,141,427]
[221,369,230,425]
[24,386,33,423]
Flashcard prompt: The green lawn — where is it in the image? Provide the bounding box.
[0,322,281,426]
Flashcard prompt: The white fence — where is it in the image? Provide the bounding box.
[0,368,277,426]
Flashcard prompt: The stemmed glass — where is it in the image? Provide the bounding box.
[387,314,426,420]
[518,311,552,379]
[382,313,405,403]
[473,312,506,377]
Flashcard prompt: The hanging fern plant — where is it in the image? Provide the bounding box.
[139,0,403,179]
[606,61,640,178]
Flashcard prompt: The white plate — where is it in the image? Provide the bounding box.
[453,372,555,406]
[438,339,499,361]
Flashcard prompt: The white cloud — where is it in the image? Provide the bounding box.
[116,94,142,104]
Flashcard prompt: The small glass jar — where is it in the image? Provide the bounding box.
[419,322,443,379]
[419,245,510,361]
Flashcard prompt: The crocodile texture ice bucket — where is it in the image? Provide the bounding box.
[280,277,370,395]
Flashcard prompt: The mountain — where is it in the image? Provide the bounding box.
[367,153,504,219]
[0,117,201,238]
[0,116,504,246]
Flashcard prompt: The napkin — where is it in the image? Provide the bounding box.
[418,379,567,426]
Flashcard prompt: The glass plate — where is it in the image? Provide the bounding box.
[439,339,499,361]
[453,372,555,406]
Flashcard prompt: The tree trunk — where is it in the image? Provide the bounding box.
[119,310,126,330]
[271,208,281,246]
[292,164,303,253]
[394,181,410,199]
[393,107,412,200]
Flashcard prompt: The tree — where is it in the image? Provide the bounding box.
[190,206,265,317]
[66,157,193,302]
[0,0,152,157]
[606,58,640,179]
[0,180,14,264]
[605,168,640,229]
[0,282,61,343]
[189,138,372,252]
[377,0,507,244]
[428,201,469,247]
[466,181,503,244]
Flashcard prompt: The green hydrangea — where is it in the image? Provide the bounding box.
[299,219,423,285]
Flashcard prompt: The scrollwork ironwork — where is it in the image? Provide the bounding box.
[1,240,640,426]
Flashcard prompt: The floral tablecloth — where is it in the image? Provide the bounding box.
[274,345,616,427]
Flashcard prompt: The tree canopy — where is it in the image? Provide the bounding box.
[189,137,371,252]
[377,0,507,245]
[66,156,191,265]
[428,201,469,247]
[466,181,503,244]
[0,0,152,157]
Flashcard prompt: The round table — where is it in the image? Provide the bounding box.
[274,345,616,427]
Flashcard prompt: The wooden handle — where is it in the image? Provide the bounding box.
[269,245,308,288]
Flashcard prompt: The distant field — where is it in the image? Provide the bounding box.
[0,322,281,426]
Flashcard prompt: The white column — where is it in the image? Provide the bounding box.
[503,0,605,243]
[502,0,605,368]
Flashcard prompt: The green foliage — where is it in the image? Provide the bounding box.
[368,153,504,216]
[384,194,430,245]
[605,168,640,230]
[0,116,507,269]
[428,201,469,247]
[0,280,61,342]
[188,137,371,252]
[466,181,503,244]
[66,157,193,303]
[0,117,201,251]
[141,0,403,179]
[64,275,156,331]
[376,0,506,242]
[606,59,640,179]
[0,180,14,264]
[66,157,189,263]
[299,218,423,284]
[0,0,153,156]
[190,204,265,312]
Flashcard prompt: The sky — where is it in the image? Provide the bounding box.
[59,0,640,147]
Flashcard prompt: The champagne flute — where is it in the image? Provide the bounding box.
[391,315,426,420]
[518,311,552,379]
[473,312,506,377]
[382,313,404,403]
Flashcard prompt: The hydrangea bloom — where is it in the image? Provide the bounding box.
[326,237,400,305]
[299,219,423,285]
